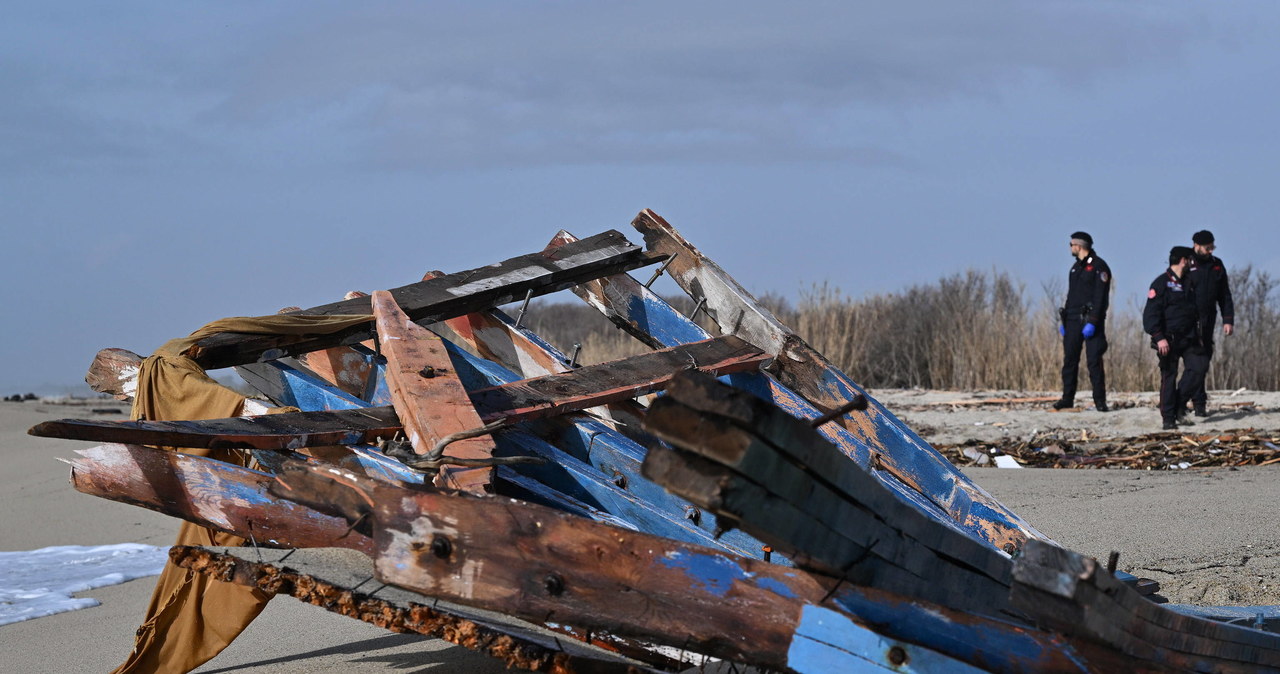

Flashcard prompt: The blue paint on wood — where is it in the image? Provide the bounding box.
[251,346,772,559]
[579,278,1028,549]
[788,604,987,673]
[830,586,1092,672]
[755,576,799,600]
[655,550,740,597]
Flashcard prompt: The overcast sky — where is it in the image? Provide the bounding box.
[4,2,1279,393]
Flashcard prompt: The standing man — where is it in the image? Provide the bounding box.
[1185,230,1234,416]
[1054,231,1111,411]
[1143,246,1209,430]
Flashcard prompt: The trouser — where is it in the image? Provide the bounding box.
[1158,340,1209,422]
[1191,332,1215,407]
[1061,320,1107,405]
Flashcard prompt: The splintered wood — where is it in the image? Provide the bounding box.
[938,430,1280,470]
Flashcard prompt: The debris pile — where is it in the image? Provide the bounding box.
[940,430,1280,470]
[29,210,1280,672]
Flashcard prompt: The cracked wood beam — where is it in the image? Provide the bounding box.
[64,443,375,555]
[185,230,665,370]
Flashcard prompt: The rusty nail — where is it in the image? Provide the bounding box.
[762,545,773,563]
[430,535,452,559]
[543,573,565,596]
[809,393,869,427]
[683,505,701,525]
[887,645,908,666]
[611,471,627,489]
[568,343,581,368]
[514,289,534,328]
[1107,550,1120,574]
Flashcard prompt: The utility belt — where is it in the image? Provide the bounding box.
[1059,305,1093,325]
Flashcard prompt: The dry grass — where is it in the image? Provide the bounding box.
[520,267,1280,391]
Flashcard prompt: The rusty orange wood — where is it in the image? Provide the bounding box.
[371,290,494,494]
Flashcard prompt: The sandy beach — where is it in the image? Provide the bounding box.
[2,394,1278,672]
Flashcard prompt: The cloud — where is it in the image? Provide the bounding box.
[0,2,1227,172]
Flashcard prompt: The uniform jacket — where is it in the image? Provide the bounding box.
[1065,253,1111,324]
[1142,267,1199,344]
[1187,253,1234,327]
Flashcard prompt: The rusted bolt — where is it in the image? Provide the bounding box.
[430,535,452,559]
[419,366,436,378]
[543,573,565,596]
[887,645,908,666]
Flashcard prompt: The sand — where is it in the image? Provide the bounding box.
[2,394,1277,672]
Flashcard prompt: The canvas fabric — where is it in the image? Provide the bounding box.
[111,314,369,674]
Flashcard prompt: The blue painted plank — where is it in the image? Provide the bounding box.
[788,604,986,673]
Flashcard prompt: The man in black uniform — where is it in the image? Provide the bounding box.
[1143,246,1210,430]
[1185,230,1234,416]
[1054,232,1111,411]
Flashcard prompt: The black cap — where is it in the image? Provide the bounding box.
[1170,246,1194,264]
[1192,230,1215,245]
[1070,231,1093,246]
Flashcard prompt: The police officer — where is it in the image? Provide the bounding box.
[1185,230,1234,416]
[1143,246,1210,430]
[1054,232,1111,411]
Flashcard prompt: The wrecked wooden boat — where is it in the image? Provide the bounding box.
[33,212,1280,672]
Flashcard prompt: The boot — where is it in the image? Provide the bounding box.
[1052,398,1074,410]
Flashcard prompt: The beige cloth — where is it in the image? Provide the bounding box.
[111,314,370,674]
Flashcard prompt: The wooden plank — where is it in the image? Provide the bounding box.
[1012,540,1280,670]
[469,335,768,424]
[172,546,667,673]
[787,604,988,673]
[623,211,1046,555]
[185,230,664,370]
[274,461,838,669]
[64,443,374,554]
[372,289,494,494]
[30,407,402,450]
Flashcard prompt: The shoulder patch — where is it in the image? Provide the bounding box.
[1100,271,1109,283]
[1148,288,1157,299]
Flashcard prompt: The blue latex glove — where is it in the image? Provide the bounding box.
[1058,325,1065,337]
[1083,322,1097,338]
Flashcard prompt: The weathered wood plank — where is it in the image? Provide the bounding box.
[65,443,374,554]
[275,461,830,669]
[787,604,988,673]
[30,407,402,450]
[469,335,768,424]
[1012,539,1280,671]
[373,289,494,493]
[172,546,666,674]
[185,230,664,370]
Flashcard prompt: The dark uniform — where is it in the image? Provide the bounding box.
[1142,267,1209,425]
[1060,253,1111,408]
[1185,253,1234,410]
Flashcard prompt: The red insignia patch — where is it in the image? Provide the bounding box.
[1086,266,1093,271]
[1215,266,1222,271]
[1148,288,1157,299]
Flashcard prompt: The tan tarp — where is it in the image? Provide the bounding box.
[111,314,369,674]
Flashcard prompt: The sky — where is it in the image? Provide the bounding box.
[4,1,1279,394]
